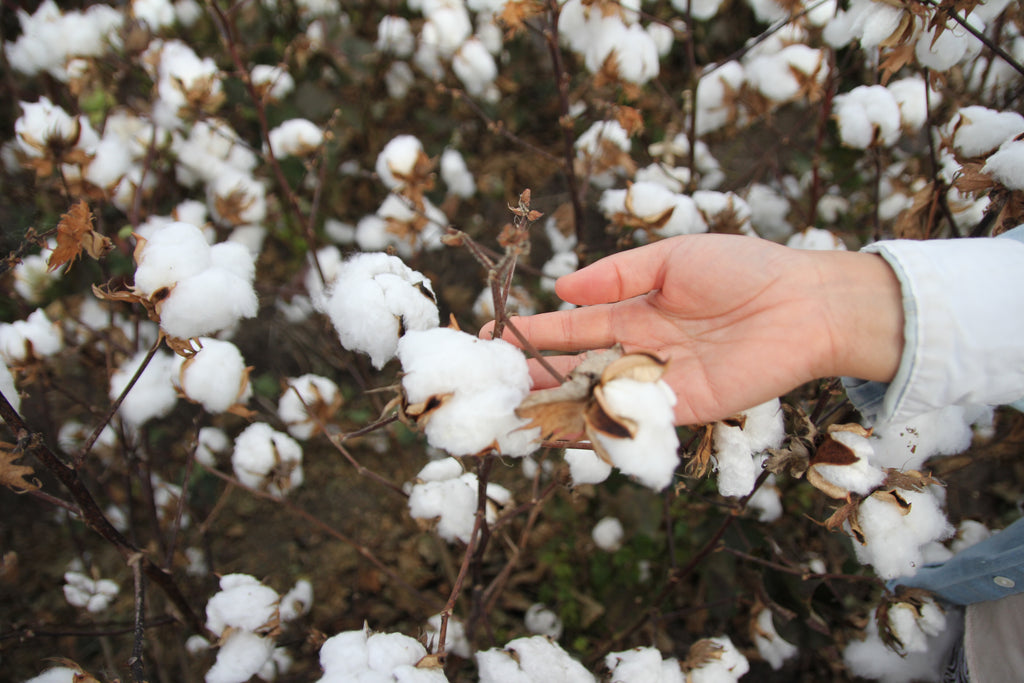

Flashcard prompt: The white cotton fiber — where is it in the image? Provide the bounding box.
[565,447,612,485]
[592,516,625,551]
[205,630,275,683]
[179,338,251,413]
[110,350,178,427]
[592,378,679,491]
[231,422,304,496]
[133,221,211,296]
[851,488,953,579]
[205,573,280,636]
[477,636,596,683]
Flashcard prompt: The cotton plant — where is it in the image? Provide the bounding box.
[277,374,342,440]
[407,457,511,544]
[320,251,439,369]
[231,423,304,497]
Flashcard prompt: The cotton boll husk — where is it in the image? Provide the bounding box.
[754,609,798,670]
[606,647,685,683]
[591,378,679,491]
[592,516,625,552]
[851,488,953,579]
[205,573,280,635]
[133,221,212,296]
[267,118,323,156]
[688,636,749,683]
[109,350,178,427]
[477,636,596,683]
[158,267,258,339]
[205,630,276,683]
[179,338,251,413]
[565,447,612,485]
[278,374,340,439]
[869,406,974,470]
[440,148,476,198]
[231,422,304,496]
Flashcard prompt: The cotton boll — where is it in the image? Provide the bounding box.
[591,378,680,491]
[712,419,759,498]
[786,227,846,250]
[983,139,1024,190]
[385,61,416,99]
[745,45,824,103]
[693,190,754,235]
[322,252,438,368]
[476,636,596,683]
[23,667,79,683]
[592,516,624,552]
[251,64,295,100]
[947,105,1024,158]
[13,253,60,303]
[375,137,423,187]
[525,603,564,640]
[205,573,281,636]
[158,267,259,339]
[205,630,276,683]
[366,631,428,672]
[606,647,684,683]
[178,338,251,413]
[133,221,212,296]
[870,406,974,471]
[278,374,341,439]
[408,470,484,544]
[887,77,939,133]
[133,0,177,30]
[453,38,498,98]
[753,609,798,670]
[0,308,63,364]
[843,610,961,683]
[14,97,82,158]
[744,184,792,241]
[207,169,267,225]
[811,430,887,497]
[851,488,954,579]
[440,148,475,198]
[209,241,256,284]
[834,85,902,149]
[670,0,723,20]
[109,350,178,427]
[695,61,745,135]
[914,13,984,71]
[687,636,749,683]
[425,613,471,658]
[196,426,229,467]
[565,447,612,485]
[747,475,783,522]
[231,423,304,496]
[267,118,323,157]
[887,599,946,654]
[64,571,120,612]
[377,15,415,57]
[318,627,371,677]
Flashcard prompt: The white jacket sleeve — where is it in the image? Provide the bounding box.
[845,227,1024,426]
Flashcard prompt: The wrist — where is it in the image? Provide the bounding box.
[801,249,905,383]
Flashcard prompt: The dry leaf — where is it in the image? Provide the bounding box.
[0,443,41,493]
[686,424,715,478]
[883,468,941,492]
[48,200,111,272]
[682,638,725,671]
[822,498,865,544]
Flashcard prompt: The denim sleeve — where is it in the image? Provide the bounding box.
[891,517,1024,605]
[843,225,1024,425]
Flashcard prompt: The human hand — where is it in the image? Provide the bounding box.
[481,234,904,425]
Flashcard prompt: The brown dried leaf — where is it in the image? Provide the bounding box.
[614,105,645,137]
[0,443,41,493]
[763,441,809,478]
[883,468,941,492]
[823,499,865,544]
[878,44,916,86]
[953,162,996,193]
[48,200,111,272]
[682,638,725,671]
[498,0,544,38]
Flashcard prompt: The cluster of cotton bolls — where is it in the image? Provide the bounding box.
[406,456,511,543]
[62,568,120,613]
[557,0,666,88]
[186,573,313,683]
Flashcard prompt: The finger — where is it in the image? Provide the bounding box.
[555,237,685,305]
[526,355,585,389]
[492,306,625,353]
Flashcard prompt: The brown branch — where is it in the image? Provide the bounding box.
[0,388,208,637]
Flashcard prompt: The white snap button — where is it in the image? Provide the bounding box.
[993,576,1016,589]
